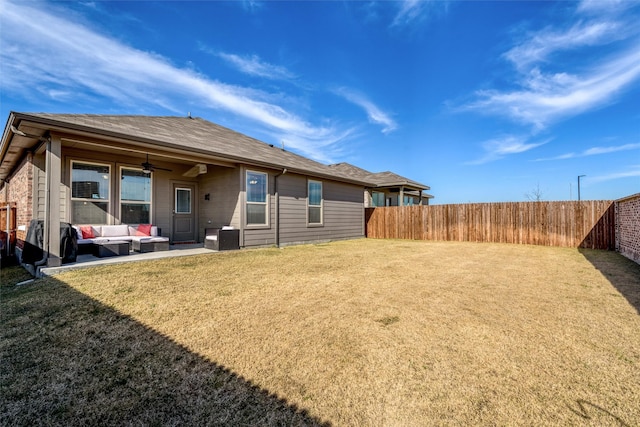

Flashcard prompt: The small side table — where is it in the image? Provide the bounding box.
[94,240,130,258]
[133,239,170,253]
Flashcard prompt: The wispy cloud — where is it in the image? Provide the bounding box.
[0,0,349,162]
[589,165,640,183]
[217,52,296,80]
[504,21,623,72]
[536,142,640,161]
[466,135,548,165]
[465,44,640,130]
[241,0,263,13]
[460,3,640,130]
[334,88,397,134]
[391,0,425,27]
[390,0,447,28]
[577,0,632,15]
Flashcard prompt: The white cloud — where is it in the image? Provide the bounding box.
[589,165,640,183]
[464,45,640,129]
[460,2,640,130]
[583,142,640,156]
[504,21,623,71]
[536,142,640,161]
[466,135,548,165]
[577,0,631,15]
[334,88,397,134]
[391,0,425,27]
[217,52,296,80]
[0,0,352,162]
[390,0,447,28]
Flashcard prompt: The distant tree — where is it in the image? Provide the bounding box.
[524,183,544,201]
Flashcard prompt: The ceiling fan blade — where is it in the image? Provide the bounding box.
[140,154,171,172]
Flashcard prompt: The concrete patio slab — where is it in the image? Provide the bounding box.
[37,244,216,277]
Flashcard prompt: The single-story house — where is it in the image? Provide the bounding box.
[328,162,433,207]
[0,112,432,267]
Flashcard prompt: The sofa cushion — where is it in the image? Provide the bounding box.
[130,235,169,243]
[100,224,130,237]
[136,224,152,236]
[80,226,96,239]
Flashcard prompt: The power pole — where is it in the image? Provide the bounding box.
[577,175,586,201]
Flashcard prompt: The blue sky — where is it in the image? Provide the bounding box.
[1,0,638,204]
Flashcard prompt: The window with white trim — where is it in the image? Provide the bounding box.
[246,171,268,225]
[308,179,323,225]
[71,161,110,224]
[120,167,152,224]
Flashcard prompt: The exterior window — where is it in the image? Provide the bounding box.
[246,171,268,225]
[372,191,385,207]
[71,161,110,224]
[308,180,323,225]
[403,195,415,206]
[121,168,151,224]
[175,188,192,214]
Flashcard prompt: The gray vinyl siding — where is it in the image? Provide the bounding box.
[278,174,364,246]
[152,171,174,238]
[243,172,364,248]
[198,166,241,241]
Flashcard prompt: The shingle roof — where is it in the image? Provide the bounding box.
[328,162,431,191]
[4,113,373,185]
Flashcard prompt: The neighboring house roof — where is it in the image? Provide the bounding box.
[0,112,372,186]
[328,162,432,196]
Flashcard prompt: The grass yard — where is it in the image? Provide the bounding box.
[2,239,640,426]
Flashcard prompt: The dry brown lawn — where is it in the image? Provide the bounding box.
[2,239,640,426]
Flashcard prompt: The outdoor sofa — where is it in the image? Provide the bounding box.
[74,224,169,256]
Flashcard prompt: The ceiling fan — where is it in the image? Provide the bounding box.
[141,154,172,174]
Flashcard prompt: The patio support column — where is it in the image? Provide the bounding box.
[399,186,405,206]
[45,134,62,267]
[418,189,423,206]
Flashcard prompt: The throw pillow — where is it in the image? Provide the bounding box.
[137,224,152,236]
[80,226,95,239]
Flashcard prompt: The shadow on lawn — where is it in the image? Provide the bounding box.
[579,249,640,315]
[0,276,329,426]
[567,399,632,427]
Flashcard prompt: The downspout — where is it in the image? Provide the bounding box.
[274,168,287,247]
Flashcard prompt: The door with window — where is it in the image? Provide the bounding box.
[173,183,196,242]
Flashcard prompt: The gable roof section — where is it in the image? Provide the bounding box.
[0,112,372,186]
[328,162,431,191]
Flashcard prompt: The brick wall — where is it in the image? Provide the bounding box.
[615,193,640,264]
[1,154,33,245]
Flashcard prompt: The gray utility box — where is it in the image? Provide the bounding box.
[205,228,240,251]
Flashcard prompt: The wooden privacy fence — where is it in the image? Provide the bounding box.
[1,202,18,254]
[365,201,616,250]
